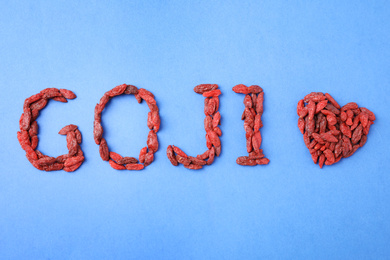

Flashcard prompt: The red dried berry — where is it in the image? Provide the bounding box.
[24,93,43,107]
[125,164,145,170]
[36,156,57,166]
[324,93,340,109]
[117,157,138,165]
[30,135,38,150]
[252,131,262,152]
[63,162,81,172]
[138,88,156,104]
[202,89,221,97]
[304,92,325,103]
[43,162,65,171]
[298,118,305,134]
[172,145,188,158]
[204,116,213,131]
[107,84,127,97]
[64,156,84,167]
[134,93,142,103]
[124,85,139,95]
[66,131,78,156]
[232,84,250,94]
[236,156,257,166]
[75,129,82,144]
[244,95,252,108]
[256,92,264,115]
[143,151,154,166]
[212,112,221,128]
[360,107,376,121]
[59,89,77,99]
[139,147,147,164]
[93,120,103,145]
[41,88,62,99]
[56,154,69,163]
[206,147,215,165]
[99,138,109,161]
[315,100,328,114]
[248,85,263,94]
[109,152,123,163]
[307,100,316,120]
[351,124,363,144]
[53,96,68,103]
[341,102,359,111]
[325,104,340,115]
[189,156,207,166]
[109,160,126,170]
[58,124,78,135]
[319,132,338,143]
[167,145,178,166]
[147,130,158,152]
[207,130,221,149]
[256,158,270,165]
[184,164,203,170]
[30,98,47,111]
[151,111,160,132]
[194,84,218,94]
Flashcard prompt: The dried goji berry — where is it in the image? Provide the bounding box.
[109,152,123,163]
[63,162,81,172]
[184,164,203,170]
[124,85,139,95]
[58,124,78,135]
[189,156,207,166]
[324,93,340,109]
[304,92,325,103]
[248,85,263,94]
[232,84,250,94]
[109,160,126,170]
[99,138,109,161]
[125,164,145,170]
[117,157,138,165]
[59,89,77,99]
[139,147,147,164]
[147,130,158,152]
[167,145,178,166]
[194,84,218,94]
[107,84,127,97]
[203,89,221,97]
[64,156,84,167]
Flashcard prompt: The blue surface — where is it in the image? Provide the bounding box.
[1,1,390,259]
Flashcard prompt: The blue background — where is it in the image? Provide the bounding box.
[1,1,390,259]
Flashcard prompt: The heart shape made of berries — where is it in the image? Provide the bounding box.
[297,92,375,168]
